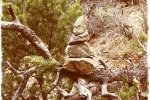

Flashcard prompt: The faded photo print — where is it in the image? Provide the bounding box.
[1,0,148,100]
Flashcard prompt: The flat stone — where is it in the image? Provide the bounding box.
[63,57,104,75]
[73,15,88,36]
[68,34,90,45]
[65,43,94,58]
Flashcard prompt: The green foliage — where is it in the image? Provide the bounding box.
[2,0,83,99]
[23,0,83,61]
[2,68,22,100]
[22,55,58,66]
[129,38,139,49]
[2,3,11,6]
[138,32,147,43]
[118,82,138,100]
[128,39,141,53]
[21,55,59,77]
[2,0,83,61]
[109,76,139,100]
[128,32,147,52]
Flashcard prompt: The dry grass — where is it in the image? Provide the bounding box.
[87,3,146,68]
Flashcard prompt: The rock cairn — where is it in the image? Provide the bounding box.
[63,15,104,76]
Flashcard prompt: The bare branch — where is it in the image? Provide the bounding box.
[136,36,147,52]
[133,30,147,52]
[1,21,52,58]
[52,67,63,85]
[8,4,20,23]
[45,67,63,98]
[99,58,109,69]
[66,85,97,100]
[57,86,77,97]
[1,4,55,59]
[77,78,92,100]
[2,4,60,99]
[136,93,140,100]
[124,58,135,67]
[6,61,23,75]
[12,67,36,100]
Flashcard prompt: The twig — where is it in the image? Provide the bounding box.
[99,58,109,70]
[52,67,62,85]
[45,67,63,98]
[66,85,97,100]
[57,86,77,97]
[20,95,26,100]
[6,61,24,75]
[136,36,147,52]
[132,26,147,52]
[136,93,140,100]
[8,4,20,23]
[123,58,135,67]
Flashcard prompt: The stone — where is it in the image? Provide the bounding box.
[68,15,90,44]
[65,42,94,58]
[68,32,90,45]
[63,15,104,76]
[68,35,86,45]
[73,15,89,36]
[63,57,104,75]
[73,25,86,36]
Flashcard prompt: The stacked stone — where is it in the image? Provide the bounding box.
[63,15,104,76]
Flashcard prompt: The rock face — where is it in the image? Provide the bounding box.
[63,15,104,75]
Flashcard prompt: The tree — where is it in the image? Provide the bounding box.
[2,0,83,99]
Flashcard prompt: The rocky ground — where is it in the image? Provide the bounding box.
[81,0,148,99]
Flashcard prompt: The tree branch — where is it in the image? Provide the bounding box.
[12,67,36,100]
[2,4,60,99]
[1,4,53,59]
[5,61,36,99]
[1,21,52,59]
[66,85,97,100]
[8,4,20,23]
[6,61,23,75]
